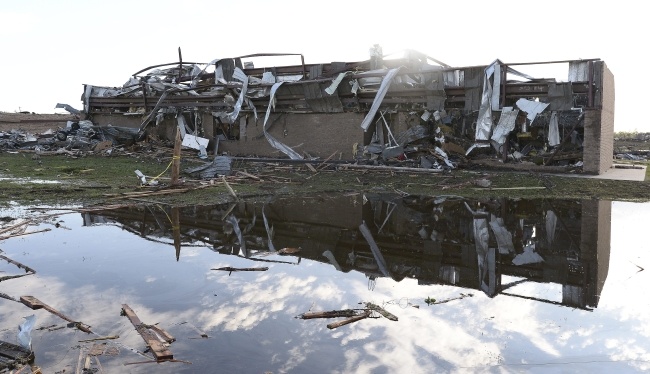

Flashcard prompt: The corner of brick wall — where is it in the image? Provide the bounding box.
[583,63,615,174]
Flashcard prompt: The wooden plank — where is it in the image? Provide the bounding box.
[121,304,173,361]
[120,304,142,325]
[20,296,92,333]
[18,296,44,309]
[299,310,358,319]
[326,311,371,330]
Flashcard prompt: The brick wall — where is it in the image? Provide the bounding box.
[579,199,611,307]
[219,112,365,159]
[583,62,615,174]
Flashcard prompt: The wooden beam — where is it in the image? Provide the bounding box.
[121,304,173,361]
[20,296,92,333]
[299,310,359,319]
[326,311,371,330]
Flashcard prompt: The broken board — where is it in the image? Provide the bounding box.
[121,304,173,361]
[20,296,92,333]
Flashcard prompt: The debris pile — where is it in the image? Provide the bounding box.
[47,47,612,173]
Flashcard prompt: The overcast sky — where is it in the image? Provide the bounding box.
[0,0,644,131]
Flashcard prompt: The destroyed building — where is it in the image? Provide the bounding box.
[78,48,615,174]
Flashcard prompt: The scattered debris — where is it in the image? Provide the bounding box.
[363,302,398,321]
[0,340,34,372]
[299,302,398,330]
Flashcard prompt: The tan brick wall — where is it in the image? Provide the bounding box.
[599,63,615,174]
[583,110,601,173]
[583,63,615,174]
[219,112,365,159]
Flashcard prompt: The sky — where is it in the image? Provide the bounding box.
[0,0,645,132]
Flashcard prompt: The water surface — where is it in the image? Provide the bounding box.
[0,195,648,373]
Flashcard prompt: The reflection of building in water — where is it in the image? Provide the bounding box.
[83,195,611,310]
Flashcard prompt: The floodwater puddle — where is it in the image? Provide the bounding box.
[0,195,649,373]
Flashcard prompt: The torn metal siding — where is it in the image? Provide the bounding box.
[547,83,574,111]
[303,82,344,113]
[463,67,483,112]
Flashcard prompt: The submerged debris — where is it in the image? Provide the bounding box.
[0,340,34,372]
[299,302,398,330]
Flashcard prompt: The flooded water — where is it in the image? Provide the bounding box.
[0,195,648,373]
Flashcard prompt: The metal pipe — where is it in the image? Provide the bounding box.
[587,61,594,108]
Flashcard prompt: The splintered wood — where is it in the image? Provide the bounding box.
[120,304,174,361]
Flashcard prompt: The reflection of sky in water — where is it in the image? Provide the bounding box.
[0,201,649,373]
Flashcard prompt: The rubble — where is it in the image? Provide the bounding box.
[0,340,34,372]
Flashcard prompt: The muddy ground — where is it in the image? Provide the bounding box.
[1,112,648,206]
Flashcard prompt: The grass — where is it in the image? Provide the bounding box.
[0,151,649,207]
